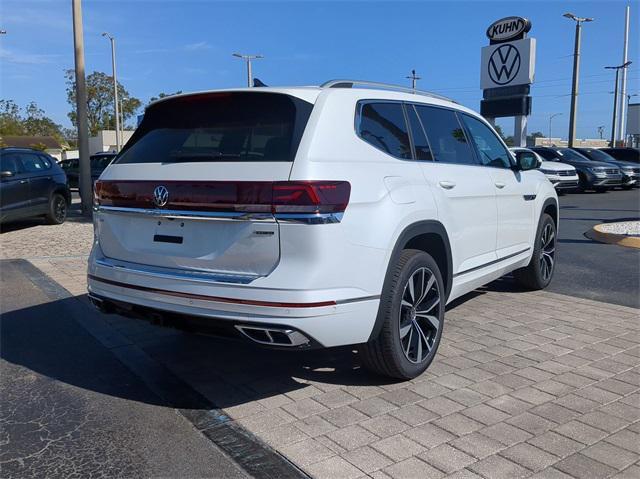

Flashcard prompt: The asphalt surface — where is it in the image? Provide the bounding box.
[0,260,249,479]
[545,187,640,309]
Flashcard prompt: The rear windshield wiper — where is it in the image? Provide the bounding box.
[168,151,242,162]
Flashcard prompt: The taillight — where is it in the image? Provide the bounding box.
[272,181,350,214]
[93,180,351,221]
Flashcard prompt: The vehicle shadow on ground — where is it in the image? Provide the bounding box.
[0,206,89,234]
[3,278,525,411]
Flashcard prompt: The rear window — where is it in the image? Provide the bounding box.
[116,92,313,164]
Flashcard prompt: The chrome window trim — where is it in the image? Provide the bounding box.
[94,256,259,285]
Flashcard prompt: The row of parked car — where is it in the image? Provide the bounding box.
[0,149,116,225]
[510,146,640,193]
[0,145,637,226]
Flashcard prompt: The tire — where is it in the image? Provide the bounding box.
[45,193,67,225]
[359,249,445,380]
[513,213,556,290]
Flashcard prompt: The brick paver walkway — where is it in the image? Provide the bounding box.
[2,216,638,478]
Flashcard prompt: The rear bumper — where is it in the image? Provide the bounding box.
[87,247,380,348]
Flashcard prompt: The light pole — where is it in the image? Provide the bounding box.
[406,69,421,91]
[548,113,562,145]
[102,32,121,151]
[72,0,92,216]
[232,53,263,87]
[605,61,632,147]
[563,13,594,147]
[597,126,605,139]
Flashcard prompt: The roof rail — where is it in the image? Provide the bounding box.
[320,79,457,103]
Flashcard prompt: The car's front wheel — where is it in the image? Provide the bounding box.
[359,249,445,380]
[514,213,556,290]
[45,193,67,225]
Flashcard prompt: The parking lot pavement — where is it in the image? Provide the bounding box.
[1,193,639,478]
[0,260,249,479]
[548,188,640,309]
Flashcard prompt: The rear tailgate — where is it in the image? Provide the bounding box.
[94,90,315,278]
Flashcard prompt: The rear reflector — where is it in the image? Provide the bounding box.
[94,180,350,215]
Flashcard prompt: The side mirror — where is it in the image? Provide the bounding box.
[0,170,14,178]
[517,152,539,171]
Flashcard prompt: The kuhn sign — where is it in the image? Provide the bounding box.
[486,16,531,42]
[480,38,536,90]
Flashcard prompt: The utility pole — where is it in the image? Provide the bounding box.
[549,113,562,144]
[406,69,421,91]
[72,0,92,216]
[102,32,121,151]
[232,53,263,87]
[597,125,605,139]
[606,61,632,147]
[563,13,594,147]
[618,5,630,144]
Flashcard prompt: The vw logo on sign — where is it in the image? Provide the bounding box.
[488,44,521,85]
[153,185,169,208]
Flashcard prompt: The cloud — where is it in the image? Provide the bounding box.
[134,41,213,55]
[0,47,61,65]
[184,41,211,51]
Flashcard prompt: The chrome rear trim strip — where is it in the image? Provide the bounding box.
[95,257,259,285]
[96,206,343,223]
[96,206,275,222]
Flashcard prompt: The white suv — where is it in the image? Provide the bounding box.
[88,80,558,379]
[510,147,579,193]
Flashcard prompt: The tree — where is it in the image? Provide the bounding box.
[0,100,64,140]
[148,91,182,105]
[0,100,24,136]
[65,70,142,135]
[527,131,544,145]
[494,124,507,141]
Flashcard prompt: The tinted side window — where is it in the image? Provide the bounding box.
[357,102,412,159]
[38,154,52,169]
[0,153,21,174]
[461,115,512,169]
[415,106,476,165]
[532,149,557,161]
[20,153,49,173]
[406,105,433,161]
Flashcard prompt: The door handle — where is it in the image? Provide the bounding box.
[495,182,506,189]
[19,180,28,184]
[439,181,456,190]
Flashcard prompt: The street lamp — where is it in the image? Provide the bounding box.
[563,13,594,147]
[102,32,121,151]
[605,61,632,147]
[549,113,562,145]
[232,53,263,87]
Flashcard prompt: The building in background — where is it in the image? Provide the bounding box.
[530,137,609,148]
[88,130,135,155]
[0,135,66,160]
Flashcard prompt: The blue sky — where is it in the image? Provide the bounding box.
[1,0,637,139]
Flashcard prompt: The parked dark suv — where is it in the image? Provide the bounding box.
[572,147,639,189]
[600,147,640,164]
[60,152,116,188]
[530,147,622,192]
[0,147,71,224]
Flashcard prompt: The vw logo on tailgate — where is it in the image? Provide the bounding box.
[488,44,521,85]
[153,185,169,208]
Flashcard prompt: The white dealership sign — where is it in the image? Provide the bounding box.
[480,37,536,90]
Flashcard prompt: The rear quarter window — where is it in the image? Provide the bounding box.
[115,92,313,164]
[355,102,412,160]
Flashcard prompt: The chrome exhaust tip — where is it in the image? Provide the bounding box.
[235,325,310,347]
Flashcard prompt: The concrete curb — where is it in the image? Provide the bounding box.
[587,223,640,249]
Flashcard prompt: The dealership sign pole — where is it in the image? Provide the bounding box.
[480,17,536,147]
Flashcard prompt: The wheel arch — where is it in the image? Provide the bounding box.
[541,197,559,229]
[368,220,452,342]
